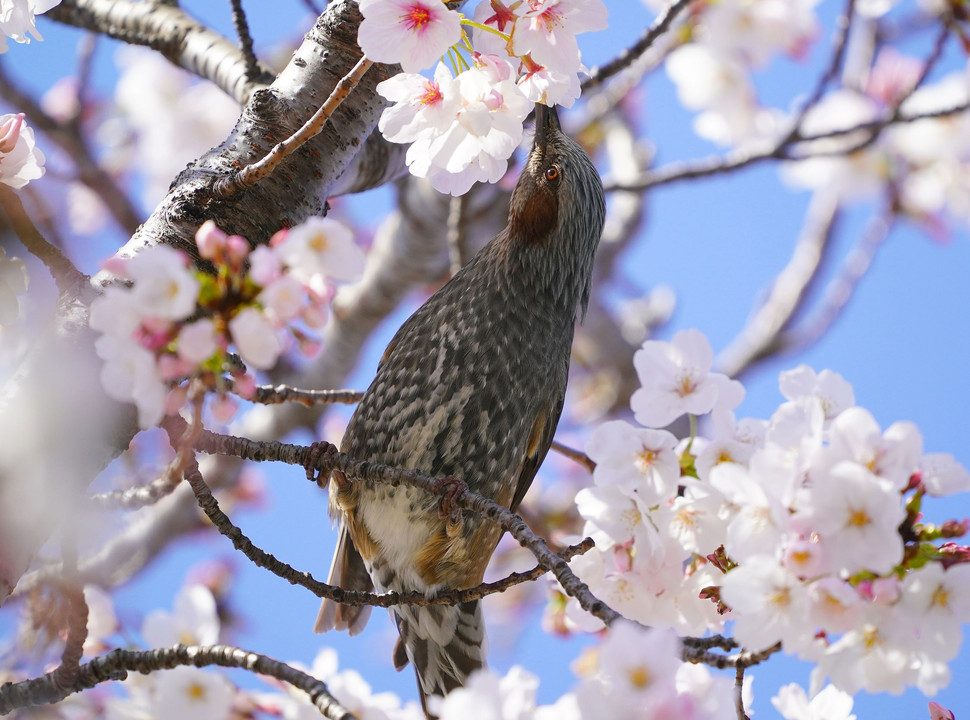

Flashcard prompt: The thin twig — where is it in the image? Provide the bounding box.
[228,0,261,84]
[582,0,694,92]
[783,0,857,145]
[49,531,88,694]
[166,420,597,609]
[0,188,88,296]
[0,644,357,719]
[230,380,364,407]
[550,440,596,473]
[734,664,749,720]
[165,417,622,627]
[213,55,374,197]
[607,99,970,192]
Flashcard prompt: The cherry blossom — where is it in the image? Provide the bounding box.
[630,328,743,428]
[121,245,200,320]
[434,665,540,720]
[150,667,233,720]
[771,683,856,720]
[357,0,462,73]
[779,365,855,420]
[510,0,608,74]
[921,453,970,497]
[584,420,679,503]
[229,306,283,371]
[720,559,811,652]
[273,217,366,285]
[0,112,45,188]
[797,461,906,575]
[377,64,460,145]
[143,584,221,647]
[94,332,168,428]
[0,0,61,51]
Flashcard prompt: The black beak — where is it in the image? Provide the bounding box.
[533,103,560,154]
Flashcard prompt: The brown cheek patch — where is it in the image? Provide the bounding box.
[509,189,559,243]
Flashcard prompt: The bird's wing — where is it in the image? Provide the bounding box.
[509,394,565,512]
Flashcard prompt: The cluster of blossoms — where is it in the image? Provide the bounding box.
[659,0,970,230]
[433,623,739,720]
[89,218,365,428]
[0,0,60,53]
[557,328,970,698]
[360,0,607,194]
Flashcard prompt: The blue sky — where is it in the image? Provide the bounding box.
[4,1,970,718]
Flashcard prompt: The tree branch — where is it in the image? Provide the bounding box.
[0,644,357,719]
[47,0,275,103]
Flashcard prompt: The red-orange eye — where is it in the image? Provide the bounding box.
[545,166,559,182]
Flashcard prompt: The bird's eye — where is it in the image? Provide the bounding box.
[544,165,560,182]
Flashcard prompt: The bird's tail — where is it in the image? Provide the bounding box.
[314,523,373,635]
[392,599,487,718]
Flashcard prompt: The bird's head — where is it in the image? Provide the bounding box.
[506,104,606,317]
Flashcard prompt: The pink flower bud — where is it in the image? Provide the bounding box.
[870,577,900,605]
[196,220,228,260]
[301,303,328,329]
[165,386,188,415]
[232,371,257,400]
[226,234,250,266]
[157,353,192,381]
[210,395,238,424]
[928,701,955,720]
[269,228,289,247]
[0,114,24,154]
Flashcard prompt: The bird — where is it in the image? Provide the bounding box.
[314,103,606,716]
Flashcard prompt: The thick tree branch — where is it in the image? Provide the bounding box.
[47,0,274,103]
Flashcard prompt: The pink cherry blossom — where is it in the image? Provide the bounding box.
[0,113,45,188]
[357,0,462,73]
[511,0,608,74]
[377,63,460,145]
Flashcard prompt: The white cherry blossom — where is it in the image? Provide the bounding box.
[630,328,742,428]
[273,217,365,285]
[143,584,220,648]
[584,420,679,503]
[150,667,233,720]
[771,683,856,720]
[0,0,61,51]
[229,306,283,371]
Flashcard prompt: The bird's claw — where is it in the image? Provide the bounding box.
[304,441,338,484]
[434,475,467,525]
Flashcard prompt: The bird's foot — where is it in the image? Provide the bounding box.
[433,475,467,526]
[304,441,339,484]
